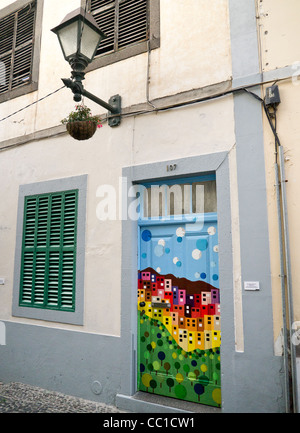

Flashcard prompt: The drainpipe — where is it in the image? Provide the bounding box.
[274,159,291,412]
[277,145,298,413]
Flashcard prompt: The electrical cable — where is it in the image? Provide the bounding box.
[121,76,290,122]
[0,75,291,131]
[0,85,65,123]
[243,87,281,162]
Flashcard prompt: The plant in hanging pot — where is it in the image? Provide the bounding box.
[61,104,102,141]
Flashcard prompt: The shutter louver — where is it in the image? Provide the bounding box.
[61,251,75,308]
[0,53,12,92]
[21,252,34,303]
[93,3,115,55]
[34,252,46,304]
[16,4,35,47]
[48,251,60,306]
[12,45,33,88]
[19,190,78,312]
[50,195,62,246]
[37,196,49,247]
[91,0,114,11]
[0,14,14,56]
[118,0,147,49]
[24,197,37,248]
[63,193,77,247]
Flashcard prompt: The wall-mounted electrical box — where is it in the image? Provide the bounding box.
[265,84,281,107]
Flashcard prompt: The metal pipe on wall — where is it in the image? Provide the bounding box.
[278,145,298,413]
[236,87,298,412]
[274,160,290,412]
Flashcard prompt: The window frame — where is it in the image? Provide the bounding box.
[82,0,160,71]
[12,175,87,325]
[139,174,217,220]
[0,0,43,104]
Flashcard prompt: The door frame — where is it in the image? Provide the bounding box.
[117,151,234,411]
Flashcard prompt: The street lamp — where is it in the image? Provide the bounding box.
[51,8,121,127]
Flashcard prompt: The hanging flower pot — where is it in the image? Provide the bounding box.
[66,120,97,141]
[61,104,102,141]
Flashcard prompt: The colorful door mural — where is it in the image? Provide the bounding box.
[137,216,221,407]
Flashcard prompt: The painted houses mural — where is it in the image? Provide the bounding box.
[137,221,221,407]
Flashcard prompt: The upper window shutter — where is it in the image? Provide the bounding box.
[0,1,36,95]
[118,0,148,49]
[91,0,115,55]
[91,0,148,57]
[19,190,78,312]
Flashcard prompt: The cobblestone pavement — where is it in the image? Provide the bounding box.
[0,382,127,413]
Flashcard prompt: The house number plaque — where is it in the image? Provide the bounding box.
[166,164,177,172]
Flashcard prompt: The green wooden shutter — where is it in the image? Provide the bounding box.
[19,190,78,312]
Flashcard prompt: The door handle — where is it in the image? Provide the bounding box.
[151,302,171,309]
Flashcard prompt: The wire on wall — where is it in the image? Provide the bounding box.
[243,86,282,163]
[0,76,293,130]
[0,85,65,123]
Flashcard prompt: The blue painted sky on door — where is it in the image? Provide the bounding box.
[140,218,219,287]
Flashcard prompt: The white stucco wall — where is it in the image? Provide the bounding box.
[0,0,235,336]
[0,95,235,335]
[258,0,300,342]
[257,0,300,73]
[0,0,232,141]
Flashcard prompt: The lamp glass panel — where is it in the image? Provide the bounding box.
[80,24,103,61]
[58,21,78,58]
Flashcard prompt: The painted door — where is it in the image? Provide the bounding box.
[137,217,221,407]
